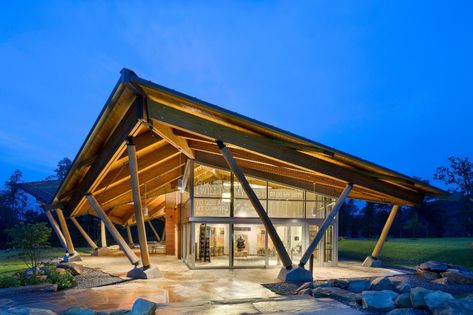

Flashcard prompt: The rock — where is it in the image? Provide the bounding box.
[424,291,454,311]
[312,286,361,304]
[410,287,433,308]
[60,307,95,315]
[371,276,395,291]
[433,297,473,314]
[295,281,314,293]
[440,269,473,285]
[419,261,449,272]
[297,288,312,295]
[395,282,412,293]
[57,263,83,276]
[130,298,157,315]
[108,311,128,315]
[347,279,371,293]
[362,290,398,311]
[396,293,413,308]
[446,263,470,273]
[417,266,441,280]
[1,307,57,315]
[432,278,449,285]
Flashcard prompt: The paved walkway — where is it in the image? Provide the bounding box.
[1,254,403,313]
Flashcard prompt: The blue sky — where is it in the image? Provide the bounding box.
[0,1,472,188]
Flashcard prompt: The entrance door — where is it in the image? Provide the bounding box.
[268,224,303,266]
[233,224,266,267]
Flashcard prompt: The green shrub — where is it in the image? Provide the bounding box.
[46,269,74,290]
[0,274,21,288]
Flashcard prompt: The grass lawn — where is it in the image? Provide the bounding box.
[339,237,473,270]
[0,248,93,277]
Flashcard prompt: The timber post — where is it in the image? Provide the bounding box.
[148,220,161,241]
[45,210,67,251]
[71,217,98,250]
[126,225,134,245]
[125,136,161,279]
[100,221,107,248]
[86,194,140,265]
[55,208,81,261]
[362,204,400,267]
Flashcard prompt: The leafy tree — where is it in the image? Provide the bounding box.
[7,222,51,271]
[403,211,426,238]
[361,202,376,238]
[434,156,473,198]
[45,157,72,181]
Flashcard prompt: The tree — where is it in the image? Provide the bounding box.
[403,211,426,238]
[434,156,473,199]
[434,156,473,233]
[7,222,51,271]
[45,157,72,181]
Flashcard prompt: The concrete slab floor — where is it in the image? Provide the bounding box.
[2,254,403,313]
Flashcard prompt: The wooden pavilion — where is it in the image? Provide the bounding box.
[20,69,446,281]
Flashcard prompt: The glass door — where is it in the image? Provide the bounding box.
[268,224,303,266]
[233,224,266,267]
[194,223,230,267]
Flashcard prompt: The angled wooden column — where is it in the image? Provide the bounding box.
[46,211,67,251]
[300,184,352,267]
[56,208,81,261]
[71,217,98,250]
[87,194,140,265]
[148,221,161,241]
[126,225,134,245]
[100,221,107,247]
[216,140,293,269]
[363,204,399,267]
[127,136,151,267]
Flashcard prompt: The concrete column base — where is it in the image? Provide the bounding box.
[126,265,161,279]
[92,247,113,256]
[277,265,313,282]
[62,252,82,262]
[362,256,382,267]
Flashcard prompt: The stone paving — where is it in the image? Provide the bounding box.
[1,254,403,313]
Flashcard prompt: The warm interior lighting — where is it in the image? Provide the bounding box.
[143,207,149,216]
[222,192,231,203]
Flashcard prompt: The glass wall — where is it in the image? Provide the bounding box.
[233,224,266,267]
[187,163,339,269]
[194,166,231,217]
[194,223,230,267]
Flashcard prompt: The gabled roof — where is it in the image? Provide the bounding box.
[18,180,61,205]
[50,68,447,225]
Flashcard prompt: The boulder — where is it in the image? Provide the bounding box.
[395,293,413,308]
[297,288,312,295]
[295,281,314,294]
[440,269,473,285]
[57,263,83,276]
[416,266,441,280]
[446,263,470,273]
[410,287,433,308]
[371,276,395,291]
[424,291,454,311]
[347,279,371,293]
[419,261,449,272]
[395,282,412,293]
[431,278,449,286]
[433,296,473,315]
[130,298,157,315]
[60,307,95,315]
[362,290,398,311]
[312,286,361,304]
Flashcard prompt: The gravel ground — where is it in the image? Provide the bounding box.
[73,267,125,289]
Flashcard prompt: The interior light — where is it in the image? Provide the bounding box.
[143,207,149,216]
[222,192,231,203]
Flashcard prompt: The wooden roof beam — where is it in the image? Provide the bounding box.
[147,99,423,205]
[150,121,195,159]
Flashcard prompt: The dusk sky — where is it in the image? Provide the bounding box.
[0,1,472,189]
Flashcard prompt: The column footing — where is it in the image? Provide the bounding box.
[127,265,161,279]
[92,247,113,256]
[62,252,82,262]
[277,265,313,282]
[362,256,382,267]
